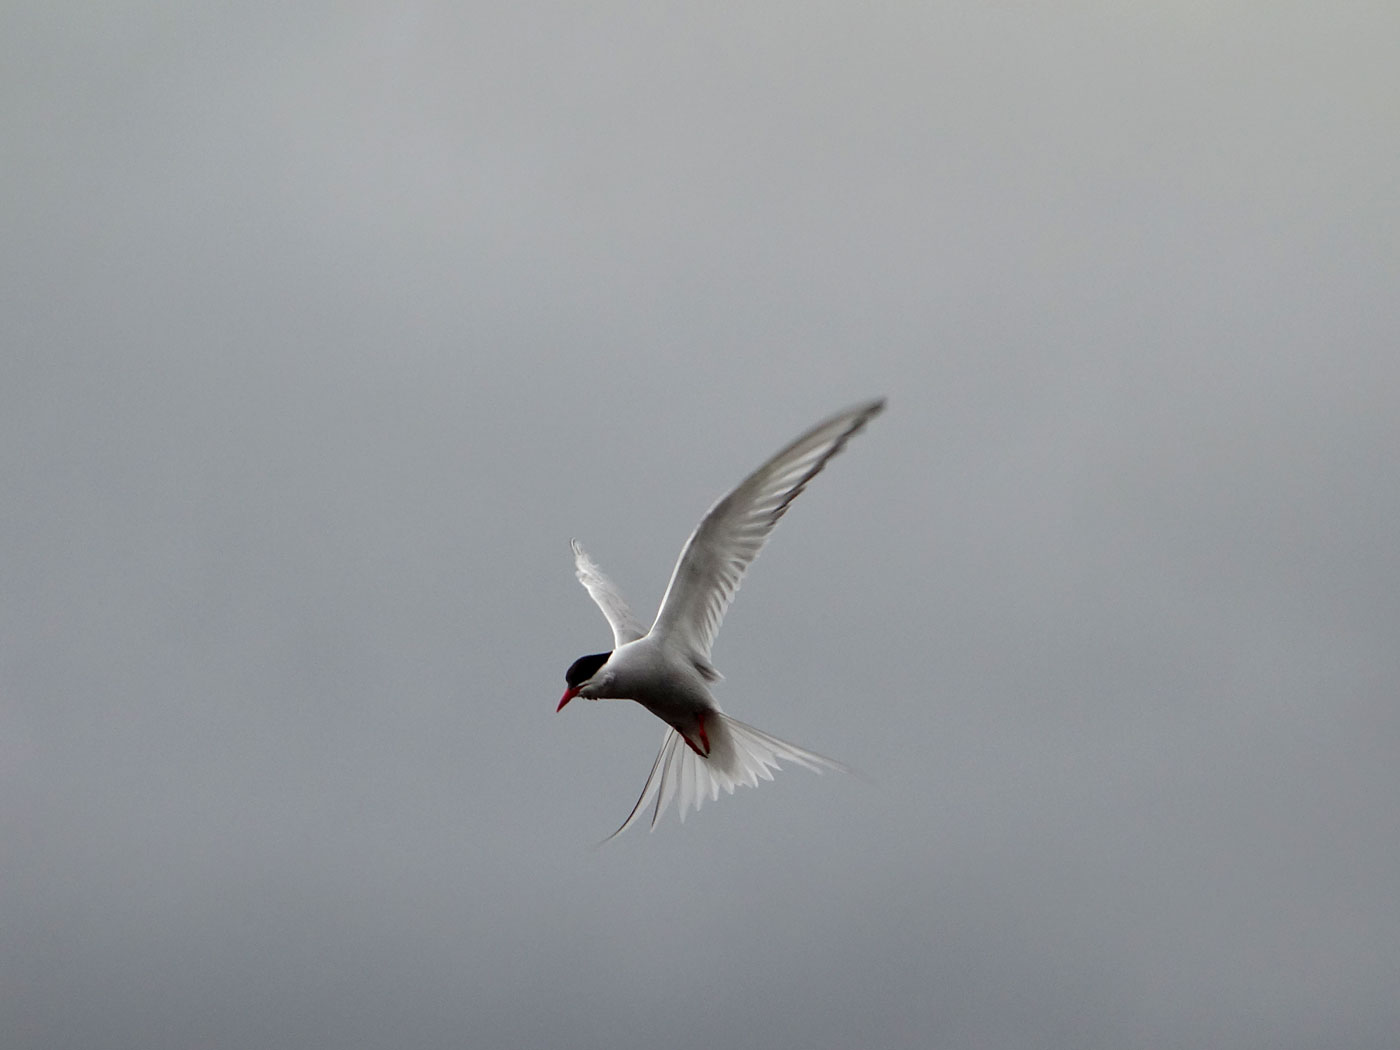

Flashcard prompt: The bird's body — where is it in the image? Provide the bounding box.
[579,634,716,750]
[559,398,885,837]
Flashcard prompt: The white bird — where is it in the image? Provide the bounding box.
[558,398,885,837]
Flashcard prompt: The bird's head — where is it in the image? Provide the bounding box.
[558,651,611,711]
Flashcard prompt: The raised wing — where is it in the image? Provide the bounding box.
[649,398,885,663]
[571,539,647,647]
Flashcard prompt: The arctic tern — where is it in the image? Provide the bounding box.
[559,398,885,837]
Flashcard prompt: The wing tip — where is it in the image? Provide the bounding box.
[844,396,887,427]
[844,396,887,437]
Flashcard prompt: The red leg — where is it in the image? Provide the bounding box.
[695,711,710,756]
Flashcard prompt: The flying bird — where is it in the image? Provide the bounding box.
[559,398,885,837]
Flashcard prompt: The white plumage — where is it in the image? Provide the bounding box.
[559,398,884,837]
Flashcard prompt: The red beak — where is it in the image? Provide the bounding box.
[557,686,580,712]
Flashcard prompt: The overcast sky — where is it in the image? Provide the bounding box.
[4,3,1399,1048]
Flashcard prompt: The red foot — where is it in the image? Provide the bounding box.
[679,714,712,758]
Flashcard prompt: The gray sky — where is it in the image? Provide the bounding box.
[4,3,1398,1048]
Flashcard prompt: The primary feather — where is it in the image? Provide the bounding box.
[571,539,646,648]
[649,398,885,665]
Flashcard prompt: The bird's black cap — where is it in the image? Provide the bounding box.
[565,652,610,687]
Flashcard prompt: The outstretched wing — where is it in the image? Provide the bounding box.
[571,539,647,648]
[648,398,885,664]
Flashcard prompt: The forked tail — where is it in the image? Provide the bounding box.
[602,713,847,841]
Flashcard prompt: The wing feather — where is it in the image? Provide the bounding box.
[571,539,647,648]
[649,398,885,661]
